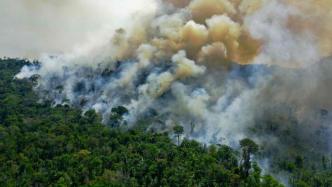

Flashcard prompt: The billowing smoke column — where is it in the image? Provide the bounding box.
[16,0,332,157]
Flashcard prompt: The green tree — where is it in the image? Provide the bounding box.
[84,109,100,124]
[240,138,259,178]
[173,124,184,146]
[295,155,304,169]
[109,106,128,127]
[0,58,284,187]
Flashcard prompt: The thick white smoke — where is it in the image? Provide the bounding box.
[11,0,332,162]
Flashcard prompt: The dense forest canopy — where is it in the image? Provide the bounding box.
[1,0,332,187]
[0,58,284,187]
[1,58,332,186]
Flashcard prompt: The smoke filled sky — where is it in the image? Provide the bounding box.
[2,0,332,66]
[7,0,332,157]
[0,0,157,58]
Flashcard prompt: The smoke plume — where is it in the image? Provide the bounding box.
[11,0,332,172]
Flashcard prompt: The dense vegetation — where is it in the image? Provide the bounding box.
[0,58,330,186]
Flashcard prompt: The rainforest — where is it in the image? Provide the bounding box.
[1,0,332,186]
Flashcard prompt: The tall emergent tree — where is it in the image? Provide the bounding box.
[173,124,184,146]
[240,138,259,178]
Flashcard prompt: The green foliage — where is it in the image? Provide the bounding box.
[111,106,129,116]
[173,124,184,146]
[240,138,259,178]
[173,124,184,135]
[284,156,332,187]
[240,138,259,154]
[0,59,284,186]
[109,106,129,127]
[262,175,284,187]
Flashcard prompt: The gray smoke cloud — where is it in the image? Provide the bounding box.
[0,0,157,58]
[11,0,332,171]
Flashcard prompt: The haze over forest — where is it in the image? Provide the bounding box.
[1,0,332,186]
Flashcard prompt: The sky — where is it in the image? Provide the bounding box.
[0,0,157,58]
